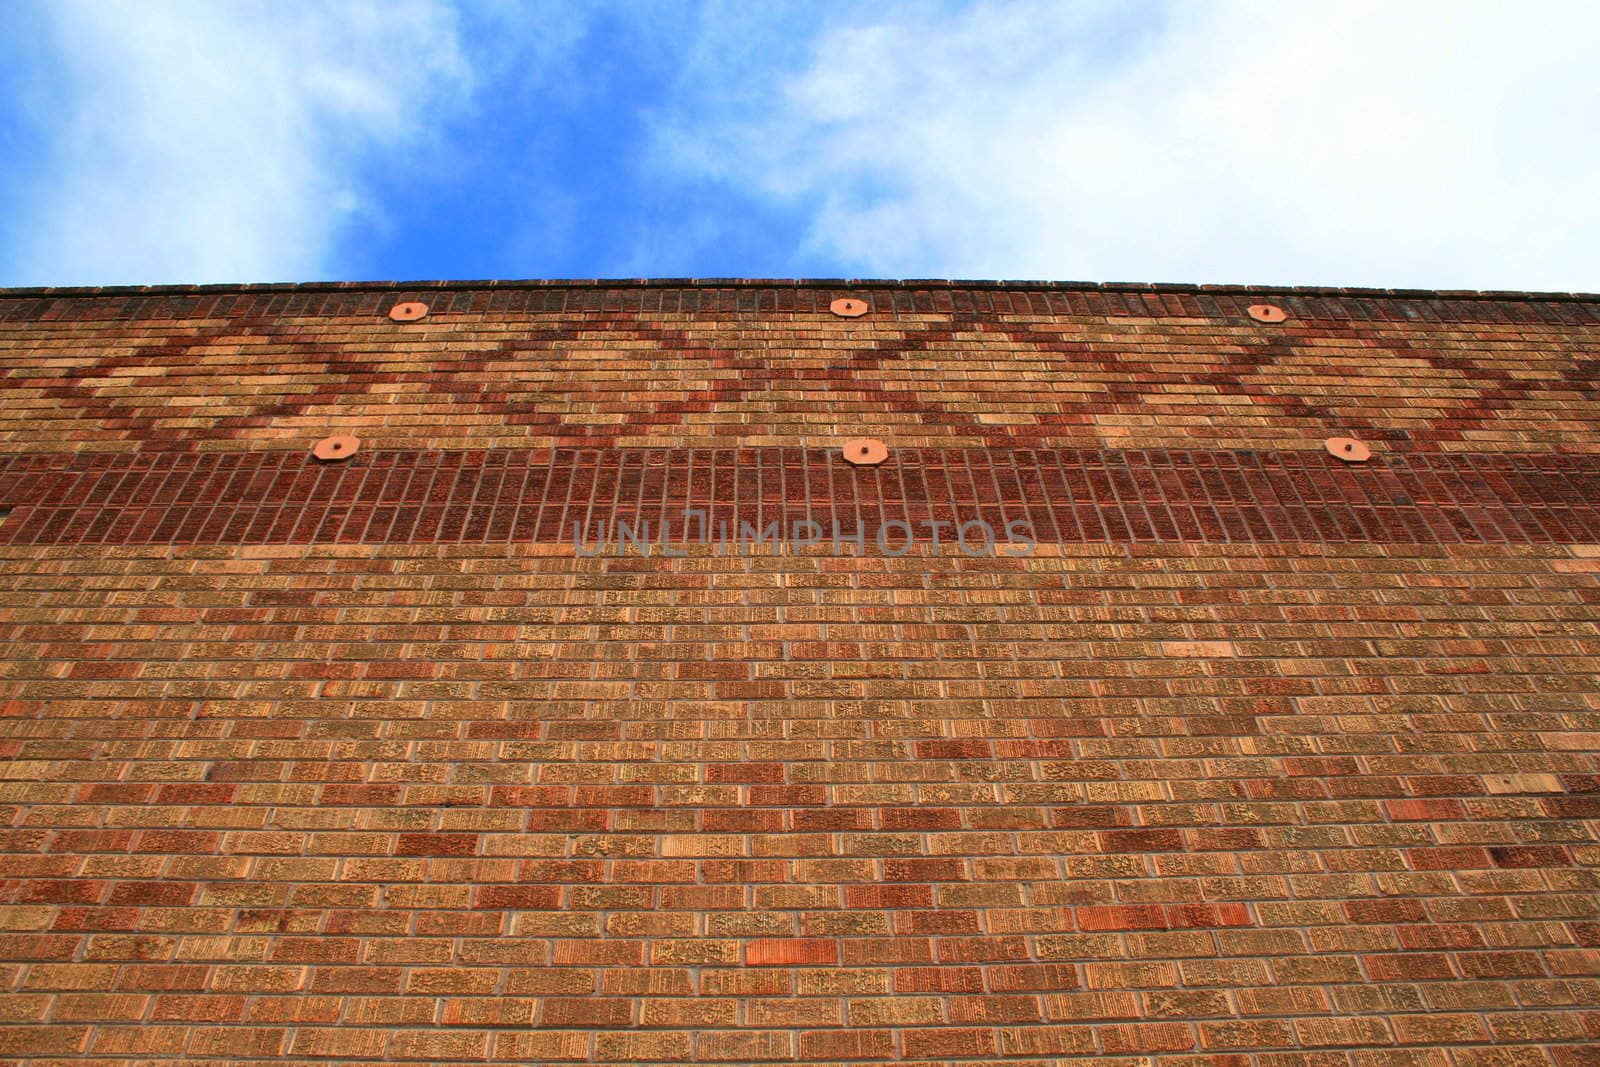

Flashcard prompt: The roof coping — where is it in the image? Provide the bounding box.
[1,277,1597,303]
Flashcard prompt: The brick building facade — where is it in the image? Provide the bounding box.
[1,279,1597,1063]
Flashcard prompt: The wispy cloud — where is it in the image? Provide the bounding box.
[659,0,1600,290]
[1,0,474,286]
[6,1,1596,289]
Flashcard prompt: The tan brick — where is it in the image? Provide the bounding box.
[1484,773,1563,794]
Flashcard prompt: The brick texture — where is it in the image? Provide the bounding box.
[2,280,1598,455]
[1,279,1598,1064]
[1,447,1597,547]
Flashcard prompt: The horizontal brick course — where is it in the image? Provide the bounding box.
[2,445,1597,546]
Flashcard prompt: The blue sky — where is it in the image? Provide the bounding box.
[2,0,1598,290]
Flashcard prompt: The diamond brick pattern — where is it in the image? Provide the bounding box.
[1,279,1598,1065]
[2,281,1598,455]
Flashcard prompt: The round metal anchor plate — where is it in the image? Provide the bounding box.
[1325,436,1371,462]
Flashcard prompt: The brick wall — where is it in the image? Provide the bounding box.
[1,281,1597,1064]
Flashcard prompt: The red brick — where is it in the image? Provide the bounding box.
[1077,905,1169,931]
[1384,798,1466,820]
[1165,903,1253,929]
[394,833,479,856]
[1489,845,1570,867]
[745,938,838,966]
[915,739,993,759]
[844,884,934,909]
[1099,829,1187,852]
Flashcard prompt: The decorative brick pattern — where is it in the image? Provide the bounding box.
[2,281,1598,455]
[1,280,1598,1064]
[1,446,1597,546]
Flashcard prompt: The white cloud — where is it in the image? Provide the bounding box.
[662,0,1600,290]
[3,0,473,285]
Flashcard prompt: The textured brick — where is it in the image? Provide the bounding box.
[6,446,1598,548]
[2,278,1598,1066]
[744,937,838,966]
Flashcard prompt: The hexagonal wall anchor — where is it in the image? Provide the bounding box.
[841,438,889,466]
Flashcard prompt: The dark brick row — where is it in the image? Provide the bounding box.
[2,446,1596,546]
